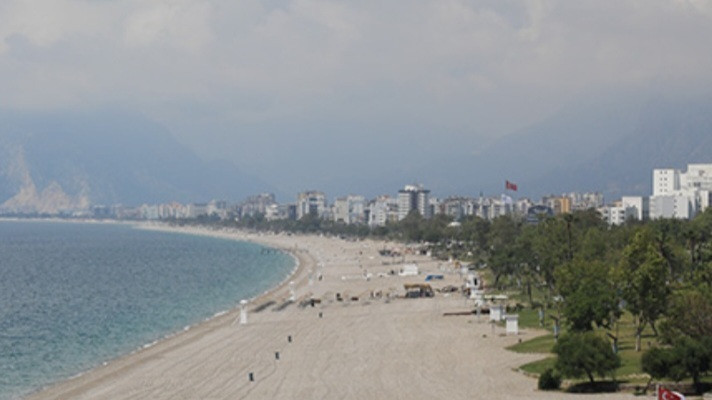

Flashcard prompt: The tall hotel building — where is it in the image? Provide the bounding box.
[397,184,432,220]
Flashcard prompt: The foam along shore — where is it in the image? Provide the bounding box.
[27,224,635,400]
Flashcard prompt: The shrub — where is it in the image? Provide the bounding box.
[553,331,621,384]
[642,347,673,380]
[538,368,561,390]
[642,336,712,394]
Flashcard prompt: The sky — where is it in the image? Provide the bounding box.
[2,0,712,197]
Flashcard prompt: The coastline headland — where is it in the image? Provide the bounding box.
[27,223,634,399]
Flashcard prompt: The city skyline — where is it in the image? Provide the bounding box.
[8,162,710,228]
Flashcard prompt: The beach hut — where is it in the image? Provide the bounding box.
[505,314,519,335]
[489,304,504,321]
[403,283,434,298]
[399,264,419,276]
[466,273,483,300]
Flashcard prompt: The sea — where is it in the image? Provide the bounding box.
[0,220,294,400]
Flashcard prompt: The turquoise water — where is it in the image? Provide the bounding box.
[0,221,294,400]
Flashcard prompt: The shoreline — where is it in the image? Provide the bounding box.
[23,221,312,400]
[24,221,636,399]
[133,222,308,306]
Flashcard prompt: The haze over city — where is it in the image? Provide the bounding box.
[2,0,712,204]
[5,3,712,399]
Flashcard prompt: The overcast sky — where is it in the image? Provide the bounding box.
[2,0,712,195]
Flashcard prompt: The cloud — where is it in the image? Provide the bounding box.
[123,0,214,52]
[1,0,712,170]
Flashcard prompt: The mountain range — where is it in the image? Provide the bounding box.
[0,110,272,213]
[417,92,712,201]
[1,92,711,213]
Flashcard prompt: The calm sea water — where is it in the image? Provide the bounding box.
[0,221,294,400]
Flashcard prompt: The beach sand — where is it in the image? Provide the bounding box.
[27,225,635,400]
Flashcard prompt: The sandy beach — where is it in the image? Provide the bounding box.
[27,225,636,400]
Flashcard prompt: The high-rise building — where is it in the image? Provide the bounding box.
[650,164,712,219]
[653,169,681,196]
[621,196,649,220]
[296,191,326,219]
[368,196,398,227]
[240,193,276,218]
[542,195,572,215]
[397,184,431,220]
[333,195,366,224]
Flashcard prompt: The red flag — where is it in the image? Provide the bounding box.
[505,180,518,191]
[658,386,685,400]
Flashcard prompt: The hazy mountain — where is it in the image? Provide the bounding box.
[410,94,645,198]
[2,93,710,211]
[415,92,712,202]
[0,110,274,211]
[529,96,712,200]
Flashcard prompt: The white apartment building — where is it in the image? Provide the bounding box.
[333,195,366,224]
[397,184,431,220]
[604,163,712,224]
[297,191,327,219]
[440,197,469,219]
[474,196,515,220]
[368,196,398,227]
[653,169,681,196]
[621,196,649,221]
[207,199,228,219]
[514,198,534,215]
[650,194,693,220]
[599,203,638,226]
[186,203,208,218]
[140,204,160,220]
[650,164,712,219]
[240,193,276,218]
[576,192,605,210]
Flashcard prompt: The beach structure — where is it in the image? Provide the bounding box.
[490,304,504,321]
[239,300,248,325]
[403,283,434,298]
[399,263,419,276]
[505,315,519,335]
[466,272,484,301]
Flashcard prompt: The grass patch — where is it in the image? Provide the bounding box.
[508,333,555,354]
[487,272,664,382]
[507,311,661,381]
[514,307,548,330]
[520,356,556,375]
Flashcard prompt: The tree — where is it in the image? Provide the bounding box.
[642,347,674,384]
[398,210,425,242]
[618,228,671,351]
[553,332,621,384]
[660,287,712,342]
[487,215,522,288]
[458,216,490,262]
[642,336,712,394]
[556,259,620,331]
[671,336,712,393]
[686,208,712,267]
[515,225,540,306]
[649,219,688,280]
[422,214,452,243]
